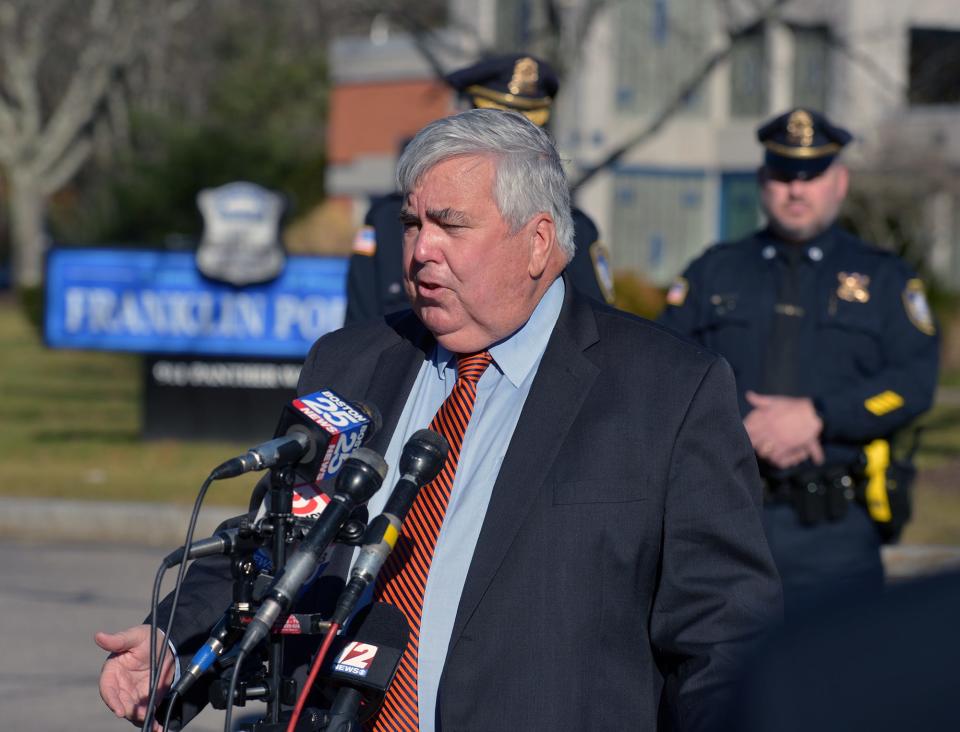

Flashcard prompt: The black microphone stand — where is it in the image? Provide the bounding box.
[264,464,295,729]
[212,464,368,732]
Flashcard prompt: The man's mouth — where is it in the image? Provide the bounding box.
[415,279,444,297]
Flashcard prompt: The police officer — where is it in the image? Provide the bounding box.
[344,53,615,325]
[658,108,939,617]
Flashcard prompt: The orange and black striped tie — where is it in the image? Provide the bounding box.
[371,350,494,731]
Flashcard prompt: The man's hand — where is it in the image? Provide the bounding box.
[96,624,173,731]
[743,392,824,469]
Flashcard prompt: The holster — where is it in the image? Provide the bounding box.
[764,466,858,526]
[857,431,920,544]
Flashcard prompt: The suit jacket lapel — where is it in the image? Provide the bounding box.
[447,286,601,650]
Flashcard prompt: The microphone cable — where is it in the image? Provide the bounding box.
[222,645,253,732]
[160,689,179,732]
[143,471,217,732]
[285,621,343,732]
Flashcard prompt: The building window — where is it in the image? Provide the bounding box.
[729,22,767,118]
[909,28,960,105]
[615,0,711,117]
[720,172,760,241]
[611,170,708,285]
[792,25,829,111]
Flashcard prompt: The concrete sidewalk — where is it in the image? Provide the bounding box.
[0,497,245,547]
[3,496,960,580]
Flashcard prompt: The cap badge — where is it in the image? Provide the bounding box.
[509,57,539,96]
[836,272,870,303]
[786,110,815,147]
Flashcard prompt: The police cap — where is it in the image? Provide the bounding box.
[757,108,853,180]
[445,54,559,127]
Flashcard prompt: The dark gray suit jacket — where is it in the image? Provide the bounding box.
[299,284,780,730]
[162,283,781,731]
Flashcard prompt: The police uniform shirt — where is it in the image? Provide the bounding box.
[657,224,939,472]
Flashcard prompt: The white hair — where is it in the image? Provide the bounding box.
[397,109,575,261]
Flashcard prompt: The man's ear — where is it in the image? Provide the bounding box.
[834,163,850,199]
[527,213,557,278]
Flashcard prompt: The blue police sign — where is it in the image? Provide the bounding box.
[45,248,347,359]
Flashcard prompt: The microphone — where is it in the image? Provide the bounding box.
[236,447,388,656]
[210,390,381,481]
[169,612,240,698]
[161,527,259,568]
[331,429,449,625]
[320,602,410,730]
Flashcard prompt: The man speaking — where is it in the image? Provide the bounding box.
[98,109,780,731]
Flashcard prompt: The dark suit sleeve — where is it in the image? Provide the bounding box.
[816,264,939,443]
[651,356,782,732]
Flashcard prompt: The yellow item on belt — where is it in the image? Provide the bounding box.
[863,439,892,523]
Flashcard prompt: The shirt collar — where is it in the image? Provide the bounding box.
[759,222,840,265]
[432,277,565,388]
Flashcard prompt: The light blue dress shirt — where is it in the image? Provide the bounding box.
[361,276,565,730]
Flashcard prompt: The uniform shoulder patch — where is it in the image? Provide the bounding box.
[351,225,377,256]
[902,278,936,335]
[589,240,616,304]
[666,276,689,307]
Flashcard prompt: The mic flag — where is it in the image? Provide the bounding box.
[278,392,382,483]
[210,390,381,481]
[320,602,410,724]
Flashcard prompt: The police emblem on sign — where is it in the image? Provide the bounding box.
[195,182,287,286]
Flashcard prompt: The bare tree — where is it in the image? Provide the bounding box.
[0,0,196,289]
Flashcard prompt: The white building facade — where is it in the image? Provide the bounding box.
[330,0,960,287]
[448,0,960,287]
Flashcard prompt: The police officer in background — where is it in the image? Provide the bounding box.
[344,54,615,325]
[658,108,939,618]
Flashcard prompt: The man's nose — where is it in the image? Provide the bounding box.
[787,179,807,197]
[410,223,443,263]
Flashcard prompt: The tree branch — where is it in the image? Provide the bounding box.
[571,0,793,192]
[32,1,136,177]
[38,135,93,196]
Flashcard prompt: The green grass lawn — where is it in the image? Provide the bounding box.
[0,298,257,506]
[1,297,958,542]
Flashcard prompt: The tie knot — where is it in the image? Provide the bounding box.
[456,350,493,385]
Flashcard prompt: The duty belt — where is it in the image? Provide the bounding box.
[763,466,863,525]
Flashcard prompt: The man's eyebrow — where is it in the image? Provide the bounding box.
[426,207,469,226]
[399,207,419,224]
